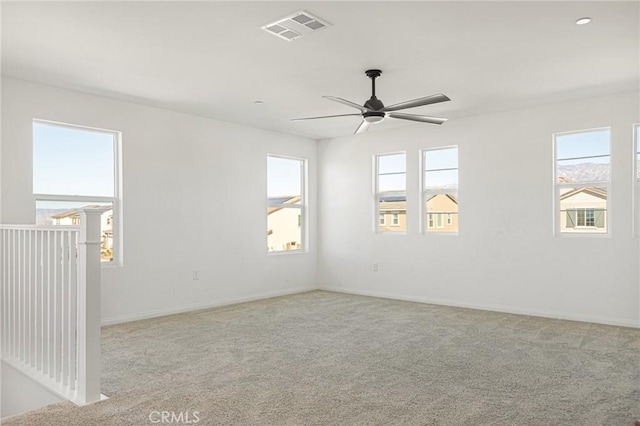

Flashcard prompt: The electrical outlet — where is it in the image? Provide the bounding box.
[372,263,379,272]
[192,270,200,280]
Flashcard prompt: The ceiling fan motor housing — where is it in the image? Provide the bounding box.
[363,110,385,123]
[364,97,384,111]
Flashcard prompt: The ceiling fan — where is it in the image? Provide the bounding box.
[292,69,450,134]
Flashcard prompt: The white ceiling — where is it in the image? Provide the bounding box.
[2,1,638,140]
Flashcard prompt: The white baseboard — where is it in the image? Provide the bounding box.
[101,286,317,326]
[319,285,640,329]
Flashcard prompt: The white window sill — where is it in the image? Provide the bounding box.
[268,250,308,256]
[555,232,609,238]
[423,231,459,236]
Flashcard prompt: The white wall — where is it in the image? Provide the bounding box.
[318,91,640,327]
[1,77,318,324]
[2,78,638,328]
[1,361,64,419]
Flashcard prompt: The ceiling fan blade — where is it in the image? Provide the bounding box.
[382,93,450,112]
[323,96,368,113]
[291,113,361,121]
[388,112,448,125]
[354,120,371,134]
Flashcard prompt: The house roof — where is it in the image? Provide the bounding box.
[379,201,406,212]
[559,187,607,201]
[425,194,458,204]
[50,205,113,219]
[267,196,301,215]
[379,193,457,213]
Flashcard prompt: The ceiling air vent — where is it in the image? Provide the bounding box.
[262,10,332,42]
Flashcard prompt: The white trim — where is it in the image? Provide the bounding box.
[32,119,123,266]
[421,147,459,234]
[374,151,407,234]
[33,118,119,135]
[101,286,316,326]
[553,127,611,237]
[391,212,400,226]
[318,286,640,329]
[267,249,307,256]
[633,123,640,237]
[0,224,79,231]
[34,194,114,203]
[266,154,307,254]
[1,358,108,408]
[553,126,612,138]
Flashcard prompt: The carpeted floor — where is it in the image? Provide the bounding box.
[3,290,640,425]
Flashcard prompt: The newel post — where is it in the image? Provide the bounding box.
[77,208,104,404]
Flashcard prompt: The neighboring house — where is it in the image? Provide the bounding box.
[50,206,114,260]
[267,196,302,251]
[379,194,458,233]
[559,187,607,232]
[379,200,407,232]
[425,194,458,232]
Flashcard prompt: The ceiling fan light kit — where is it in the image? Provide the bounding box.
[292,69,450,134]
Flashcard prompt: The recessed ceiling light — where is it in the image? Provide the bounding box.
[253,100,264,104]
[576,17,592,25]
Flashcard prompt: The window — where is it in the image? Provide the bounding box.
[33,120,121,263]
[422,147,458,233]
[375,153,406,233]
[267,155,306,252]
[379,214,386,226]
[555,128,610,234]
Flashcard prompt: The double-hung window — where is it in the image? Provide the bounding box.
[554,128,610,234]
[422,147,458,233]
[33,120,122,263]
[375,153,406,233]
[267,155,306,252]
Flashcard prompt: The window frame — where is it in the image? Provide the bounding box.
[266,154,307,255]
[634,124,640,237]
[373,151,407,234]
[33,119,123,266]
[553,127,611,237]
[421,146,459,235]
[391,212,400,226]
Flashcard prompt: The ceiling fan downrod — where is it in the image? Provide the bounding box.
[366,69,382,97]
[364,69,384,113]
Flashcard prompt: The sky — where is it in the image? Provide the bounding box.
[267,156,302,197]
[33,122,115,198]
[556,129,610,162]
[378,149,460,192]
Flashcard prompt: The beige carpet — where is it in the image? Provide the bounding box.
[3,290,640,425]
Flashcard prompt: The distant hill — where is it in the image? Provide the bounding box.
[557,162,609,183]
